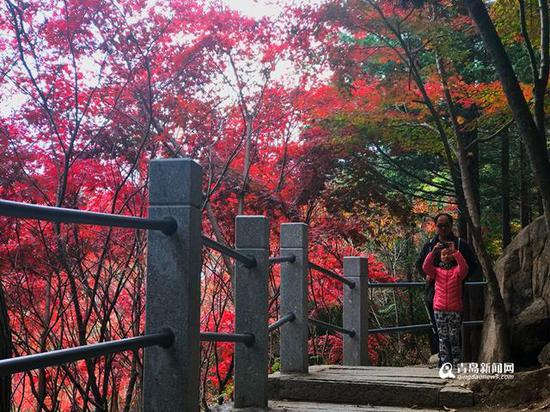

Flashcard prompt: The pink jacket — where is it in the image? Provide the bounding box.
[422,250,469,312]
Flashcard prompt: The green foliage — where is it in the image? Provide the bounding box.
[506,42,537,84]
[271,358,281,373]
[492,0,541,48]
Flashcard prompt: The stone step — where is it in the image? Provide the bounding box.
[212,400,442,411]
[268,365,474,409]
[270,400,443,411]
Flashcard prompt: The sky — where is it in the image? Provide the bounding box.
[222,0,327,19]
[223,0,285,18]
[0,0,329,116]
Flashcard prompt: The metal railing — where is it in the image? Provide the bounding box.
[306,262,357,341]
[202,235,257,268]
[367,280,487,335]
[308,318,356,337]
[200,332,255,347]
[268,313,296,333]
[368,281,487,288]
[0,194,180,382]
[0,199,177,235]
[0,158,489,411]
[0,159,207,411]
[269,254,296,265]
[0,330,174,376]
[0,160,268,410]
[369,323,433,334]
[309,261,356,289]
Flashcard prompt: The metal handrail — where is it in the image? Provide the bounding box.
[200,332,255,347]
[370,320,484,334]
[0,199,177,235]
[308,262,355,289]
[308,318,356,337]
[368,281,488,288]
[368,282,425,288]
[0,329,174,377]
[370,324,432,334]
[463,281,488,287]
[462,320,484,326]
[269,255,296,265]
[202,236,257,268]
[268,313,296,333]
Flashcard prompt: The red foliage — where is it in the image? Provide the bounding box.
[0,0,397,408]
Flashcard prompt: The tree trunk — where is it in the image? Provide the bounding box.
[463,128,484,361]
[456,140,510,362]
[502,130,511,248]
[206,202,236,295]
[457,190,468,239]
[520,141,531,228]
[537,195,544,218]
[436,54,510,362]
[464,135,483,359]
[463,0,550,232]
[478,287,511,363]
[237,117,253,215]
[470,134,484,361]
[0,281,11,412]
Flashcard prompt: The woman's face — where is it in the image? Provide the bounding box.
[441,248,455,263]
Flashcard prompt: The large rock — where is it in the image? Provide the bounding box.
[539,342,550,366]
[495,216,550,365]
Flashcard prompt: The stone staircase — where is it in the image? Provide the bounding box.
[267,365,474,411]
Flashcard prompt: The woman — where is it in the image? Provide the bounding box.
[422,241,469,367]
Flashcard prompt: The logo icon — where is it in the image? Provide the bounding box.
[439,362,456,379]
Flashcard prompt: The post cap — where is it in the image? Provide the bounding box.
[235,215,269,249]
[280,223,308,249]
[344,256,369,278]
[149,159,203,207]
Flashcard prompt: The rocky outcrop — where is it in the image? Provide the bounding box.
[539,342,550,366]
[495,216,550,365]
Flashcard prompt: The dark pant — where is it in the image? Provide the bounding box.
[434,311,462,367]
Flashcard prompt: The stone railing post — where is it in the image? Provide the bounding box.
[143,159,202,411]
[343,256,369,366]
[234,216,269,408]
[280,223,309,373]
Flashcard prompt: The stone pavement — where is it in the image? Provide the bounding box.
[213,401,442,411]
[268,365,473,409]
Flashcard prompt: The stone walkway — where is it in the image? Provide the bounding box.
[268,401,442,411]
[268,365,474,409]
[213,401,442,411]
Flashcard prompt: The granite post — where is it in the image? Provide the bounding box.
[343,256,369,366]
[234,216,269,408]
[280,223,309,373]
[143,159,202,411]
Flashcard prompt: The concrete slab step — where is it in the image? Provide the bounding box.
[269,400,444,411]
[212,400,442,411]
[268,365,474,409]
